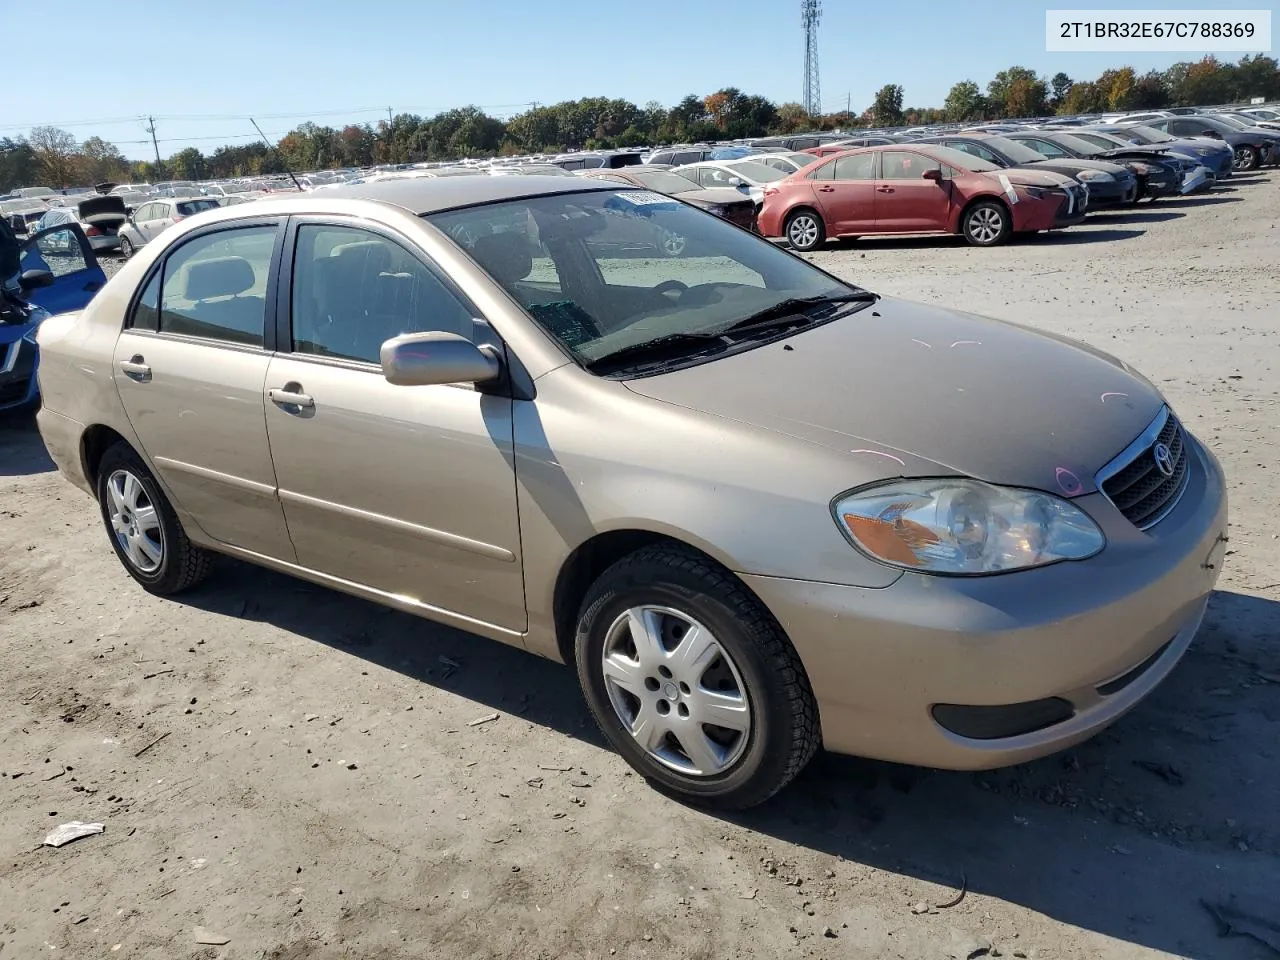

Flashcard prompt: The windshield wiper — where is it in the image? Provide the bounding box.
[584,332,729,373]
[716,292,878,337]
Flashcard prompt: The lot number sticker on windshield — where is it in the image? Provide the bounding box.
[614,191,677,206]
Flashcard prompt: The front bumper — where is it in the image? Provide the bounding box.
[1081,175,1138,205]
[0,337,39,411]
[742,434,1228,770]
[1180,165,1214,195]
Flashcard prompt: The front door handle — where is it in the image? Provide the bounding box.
[876,186,894,193]
[269,386,314,410]
[817,186,835,192]
[118,356,151,381]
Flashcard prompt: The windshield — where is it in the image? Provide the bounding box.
[927,145,1001,172]
[630,169,700,194]
[1193,117,1234,134]
[983,137,1049,164]
[722,160,789,184]
[427,190,863,373]
[1052,133,1108,156]
[177,199,221,216]
[1116,125,1169,144]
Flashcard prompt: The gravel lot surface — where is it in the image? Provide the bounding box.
[2,174,1277,960]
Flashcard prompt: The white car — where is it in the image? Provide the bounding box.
[672,159,790,204]
[117,197,222,258]
[754,152,822,175]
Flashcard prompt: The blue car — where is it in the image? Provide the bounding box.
[1,223,107,413]
[1088,124,1235,180]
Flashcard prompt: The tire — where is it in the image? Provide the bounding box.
[574,544,820,809]
[96,442,213,595]
[784,209,825,252]
[1232,145,1259,172]
[962,200,1012,247]
[119,236,134,259]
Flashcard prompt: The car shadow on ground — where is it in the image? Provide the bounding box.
[1159,194,1245,208]
[1030,227,1148,245]
[1084,210,1185,225]
[0,411,54,477]
[176,556,1280,960]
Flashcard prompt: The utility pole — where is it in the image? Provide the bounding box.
[387,106,393,125]
[144,116,161,166]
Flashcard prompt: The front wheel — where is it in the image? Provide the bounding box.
[96,443,213,594]
[1233,145,1259,172]
[118,236,134,259]
[575,545,820,809]
[784,209,825,252]
[962,201,1012,247]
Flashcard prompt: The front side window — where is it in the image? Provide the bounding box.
[158,226,276,346]
[429,190,864,373]
[1024,138,1069,158]
[290,224,476,365]
[878,152,941,180]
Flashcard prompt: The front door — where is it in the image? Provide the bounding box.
[263,220,526,632]
[112,219,296,560]
[873,151,952,232]
[813,152,877,235]
[19,224,107,314]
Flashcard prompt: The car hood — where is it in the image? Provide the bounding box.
[984,168,1076,188]
[1025,158,1132,177]
[623,298,1165,496]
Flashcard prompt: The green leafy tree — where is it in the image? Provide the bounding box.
[28,126,79,187]
[168,147,206,181]
[943,80,986,122]
[987,66,1041,117]
[871,84,904,126]
[1130,71,1171,109]
[1049,72,1073,108]
[1062,81,1106,115]
[0,137,40,193]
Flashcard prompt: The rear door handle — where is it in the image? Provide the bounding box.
[876,186,894,193]
[817,186,835,192]
[118,356,151,381]
[269,387,314,410]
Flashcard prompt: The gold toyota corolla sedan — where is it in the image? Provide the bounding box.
[33,177,1228,808]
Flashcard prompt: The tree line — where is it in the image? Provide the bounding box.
[4,54,1277,191]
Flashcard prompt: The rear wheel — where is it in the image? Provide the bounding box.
[118,236,134,259]
[1233,145,1259,172]
[784,209,825,252]
[96,443,213,595]
[962,201,1012,247]
[575,544,820,809]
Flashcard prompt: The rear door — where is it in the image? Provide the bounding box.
[813,152,877,235]
[111,218,296,560]
[19,224,106,314]
[873,151,950,232]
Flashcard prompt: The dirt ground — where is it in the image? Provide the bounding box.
[2,174,1278,960]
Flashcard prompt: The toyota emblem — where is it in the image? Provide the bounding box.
[1152,442,1175,478]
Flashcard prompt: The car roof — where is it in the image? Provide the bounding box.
[301,175,618,214]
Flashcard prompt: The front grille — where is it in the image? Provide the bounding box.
[1100,410,1190,530]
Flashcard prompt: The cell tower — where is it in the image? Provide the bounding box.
[802,0,822,116]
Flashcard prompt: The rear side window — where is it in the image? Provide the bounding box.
[132,270,161,331]
[833,154,876,180]
[158,226,277,346]
[177,199,220,216]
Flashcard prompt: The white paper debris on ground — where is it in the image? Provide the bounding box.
[43,821,105,848]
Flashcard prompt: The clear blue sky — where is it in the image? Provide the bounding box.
[4,0,1272,160]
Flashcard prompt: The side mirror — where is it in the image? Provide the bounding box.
[19,269,55,291]
[921,169,943,182]
[380,331,501,387]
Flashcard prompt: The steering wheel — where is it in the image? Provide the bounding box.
[652,280,688,298]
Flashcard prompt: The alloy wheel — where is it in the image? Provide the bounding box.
[660,229,687,257]
[788,215,820,249]
[600,605,752,777]
[105,469,164,574]
[968,207,1004,244]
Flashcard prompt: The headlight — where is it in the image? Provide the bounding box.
[1077,169,1115,182]
[833,479,1104,575]
[1127,162,1155,175]
[1019,186,1049,199]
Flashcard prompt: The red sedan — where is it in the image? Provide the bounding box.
[757,144,1087,250]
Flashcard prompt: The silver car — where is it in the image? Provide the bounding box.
[35,177,1227,808]
[117,197,222,258]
